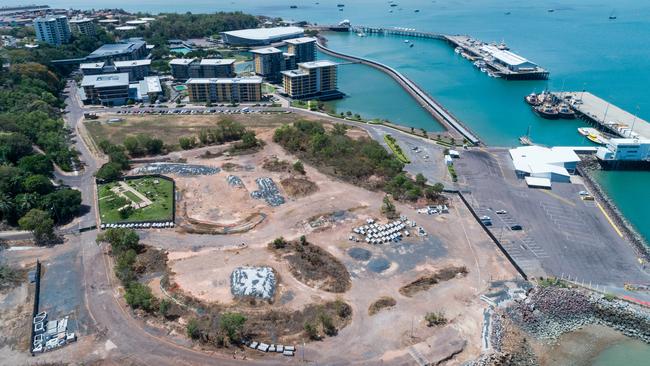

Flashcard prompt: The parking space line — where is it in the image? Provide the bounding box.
[539,191,576,207]
[595,202,624,238]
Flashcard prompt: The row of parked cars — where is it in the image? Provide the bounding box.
[100,222,175,230]
[115,107,262,115]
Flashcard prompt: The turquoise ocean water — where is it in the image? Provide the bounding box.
[7,0,650,362]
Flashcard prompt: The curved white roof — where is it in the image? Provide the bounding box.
[222,26,303,41]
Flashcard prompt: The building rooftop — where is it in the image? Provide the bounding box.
[481,45,536,67]
[115,26,137,31]
[139,76,162,94]
[69,17,93,23]
[81,73,130,88]
[34,15,67,22]
[114,59,151,67]
[80,62,105,69]
[125,20,147,25]
[298,60,338,69]
[199,58,236,66]
[88,41,145,58]
[251,47,282,55]
[169,58,197,65]
[221,26,304,42]
[97,19,119,23]
[281,69,308,77]
[186,76,263,85]
[285,36,317,45]
[509,145,581,178]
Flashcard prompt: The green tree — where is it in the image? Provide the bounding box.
[220,312,246,342]
[179,136,195,150]
[381,195,398,219]
[187,318,201,339]
[96,162,123,181]
[124,282,154,311]
[17,154,53,176]
[293,160,305,174]
[415,173,427,187]
[22,175,54,195]
[304,321,319,340]
[42,188,82,224]
[18,209,54,245]
[98,228,141,256]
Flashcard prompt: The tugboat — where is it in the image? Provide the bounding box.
[558,103,576,119]
[524,92,542,106]
[535,104,560,119]
[609,10,617,20]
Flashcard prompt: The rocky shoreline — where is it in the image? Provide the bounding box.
[509,286,650,344]
[577,157,650,262]
[467,285,650,366]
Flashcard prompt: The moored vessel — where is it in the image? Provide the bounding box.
[534,104,560,119]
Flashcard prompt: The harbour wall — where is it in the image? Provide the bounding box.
[316,40,481,145]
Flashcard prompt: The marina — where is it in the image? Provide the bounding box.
[446,35,549,80]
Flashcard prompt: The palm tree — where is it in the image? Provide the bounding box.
[0,193,13,221]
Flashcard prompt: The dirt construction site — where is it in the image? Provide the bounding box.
[116,116,522,365]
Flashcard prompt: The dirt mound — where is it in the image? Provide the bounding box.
[268,237,351,293]
[368,296,396,316]
[399,266,468,297]
[134,247,168,275]
[281,177,318,198]
[262,157,292,172]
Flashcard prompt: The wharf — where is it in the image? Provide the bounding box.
[554,92,650,140]
[446,35,549,80]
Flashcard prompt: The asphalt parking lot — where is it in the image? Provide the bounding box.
[38,243,91,336]
[454,148,650,287]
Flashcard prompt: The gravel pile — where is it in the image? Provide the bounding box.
[250,177,285,206]
[226,175,244,187]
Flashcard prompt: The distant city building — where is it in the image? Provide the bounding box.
[283,52,296,72]
[169,58,235,81]
[282,60,339,100]
[199,59,236,78]
[80,73,130,106]
[130,76,163,103]
[186,77,263,103]
[86,40,147,62]
[79,62,108,76]
[251,47,284,83]
[114,59,151,81]
[285,37,316,63]
[221,26,304,46]
[34,15,71,45]
[69,17,96,37]
[169,58,198,81]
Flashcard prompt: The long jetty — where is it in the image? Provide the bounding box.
[316,41,480,145]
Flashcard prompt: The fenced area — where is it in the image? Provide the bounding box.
[97,175,175,225]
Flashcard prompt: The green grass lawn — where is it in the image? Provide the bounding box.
[98,177,174,223]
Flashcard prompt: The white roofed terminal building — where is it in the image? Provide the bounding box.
[509,146,584,187]
[221,26,304,46]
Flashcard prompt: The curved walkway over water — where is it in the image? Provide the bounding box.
[316,41,481,145]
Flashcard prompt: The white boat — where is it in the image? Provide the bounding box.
[404,39,410,43]
[357,32,366,37]
[454,46,462,54]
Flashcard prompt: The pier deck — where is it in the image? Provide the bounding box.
[556,92,650,139]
